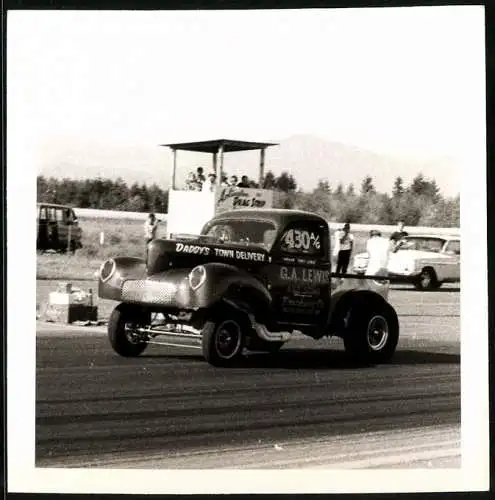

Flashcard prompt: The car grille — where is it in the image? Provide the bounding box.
[122,280,177,304]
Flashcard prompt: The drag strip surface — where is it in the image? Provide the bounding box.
[36,288,460,468]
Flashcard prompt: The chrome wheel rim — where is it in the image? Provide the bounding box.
[124,323,144,344]
[367,315,389,351]
[215,320,242,359]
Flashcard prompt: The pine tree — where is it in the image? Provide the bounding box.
[392,176,404,198]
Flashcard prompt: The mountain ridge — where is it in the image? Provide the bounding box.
[38,134,460,197]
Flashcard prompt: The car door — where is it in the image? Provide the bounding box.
[268,220,331,329]
[442,240,461,281]
[37,205,49,250]
[55,207,69,247]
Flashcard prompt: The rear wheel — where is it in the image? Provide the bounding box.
[415,268,438,290]
[343,299,399,365]
[202,311,247,367]
[108,303,150,357]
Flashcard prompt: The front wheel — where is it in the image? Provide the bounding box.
[343,300,399,365]
[201,313,247,367]
[108,303,150,357]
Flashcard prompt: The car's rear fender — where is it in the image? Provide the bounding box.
[98,256,147,301]
[328,289,392,337]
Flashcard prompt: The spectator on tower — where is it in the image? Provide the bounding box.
[196,167,206,187]
[185,172,200,191]
[237,175,250,188]
[202,173,217,192]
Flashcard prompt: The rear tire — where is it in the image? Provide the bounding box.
[415,268,438,290]
[202,311,247,367]
[343,299,399,365]
[108,303,150,357]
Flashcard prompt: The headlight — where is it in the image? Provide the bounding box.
[99,259,116,282]
[188,265,206,290]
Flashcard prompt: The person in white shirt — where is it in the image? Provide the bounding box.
[333,223,354,274]
[202,173,217,192]
[366,230,392,276]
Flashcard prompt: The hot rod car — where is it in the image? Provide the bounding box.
[98,209,400,367]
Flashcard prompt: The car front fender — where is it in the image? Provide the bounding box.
[328,288,393,337]
[98,256,147,301]
[196,262,272,315]
[97,259,272,315]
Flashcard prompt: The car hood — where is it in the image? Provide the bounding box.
[147,237,270,275]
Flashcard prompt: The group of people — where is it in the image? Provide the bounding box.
[185,167,257,192]
[332,221,409,276]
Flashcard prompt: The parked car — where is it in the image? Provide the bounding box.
[37,203,83,254]
[98,208,400,367]
[353,235,460,290]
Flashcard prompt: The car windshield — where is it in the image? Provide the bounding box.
[401,237,445,252]
[201,219,277,249]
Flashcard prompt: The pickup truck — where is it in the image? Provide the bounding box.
[98,208,399,366]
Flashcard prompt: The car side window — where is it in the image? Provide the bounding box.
[445,240,460,255]
[278,222,326,257]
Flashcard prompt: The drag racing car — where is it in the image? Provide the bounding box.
[98,208,400,367]
[353,234,460,290]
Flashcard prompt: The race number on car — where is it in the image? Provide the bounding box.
[281,228,321,253]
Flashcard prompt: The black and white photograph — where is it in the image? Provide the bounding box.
[7,4,489,495]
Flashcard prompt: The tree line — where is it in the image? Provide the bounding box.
[37,171,459,227]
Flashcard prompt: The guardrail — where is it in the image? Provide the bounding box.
[75,207,460,236]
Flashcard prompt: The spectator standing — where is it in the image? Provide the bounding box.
[390,221,409,252]
[333,223,354,274]
[229,175,238,187]
[220,174,229,187]
[366,230,392,276]
[144,213,158,258]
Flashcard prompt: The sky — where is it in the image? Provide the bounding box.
[8,6,486,195]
